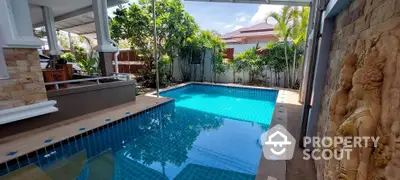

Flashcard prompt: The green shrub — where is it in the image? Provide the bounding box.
[61,52,76,62]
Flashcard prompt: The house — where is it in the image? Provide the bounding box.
[221,22,278,58]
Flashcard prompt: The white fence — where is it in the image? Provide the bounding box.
[172,50,289,87]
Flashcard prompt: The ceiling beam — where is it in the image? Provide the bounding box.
[78,31,97,35]
[33,0,128,28]
[59,21,96,31]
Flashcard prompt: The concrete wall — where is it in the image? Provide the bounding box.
[172,49,286,86]
[0,80,136,138]
[0,48,47,110]
[316,0,400,179]
[226,43,267,55]
[246,36,277,44]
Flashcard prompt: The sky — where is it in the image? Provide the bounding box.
[107,0,283,35]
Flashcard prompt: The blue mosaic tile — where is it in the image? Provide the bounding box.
[44,139,53,143]
[125,112,131,115]
[79,128,86,131]
[105,118,111,122]
[7,151,17,156]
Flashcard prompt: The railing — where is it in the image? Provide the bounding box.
[44,74,133,90]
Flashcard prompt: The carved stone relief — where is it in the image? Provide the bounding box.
[327,48,386,180]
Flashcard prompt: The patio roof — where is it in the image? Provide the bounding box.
[29,0,128,39]
[184,0,311,6]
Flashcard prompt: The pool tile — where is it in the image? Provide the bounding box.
[44,139,53,143]
[79,128,86,131]
[6,151,17,156]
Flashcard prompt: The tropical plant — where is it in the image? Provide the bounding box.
[110,0,198,87]
[60,52,76,63]
[267,5,295,87]
[74,46,87,62]
[290,7,309,87]
[79,58,100,75]
[209,35,226,82]
[263,42,289,86]
[235,44,262,83]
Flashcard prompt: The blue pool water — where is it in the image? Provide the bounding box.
[0,84,278,179]
[161,84,278,125]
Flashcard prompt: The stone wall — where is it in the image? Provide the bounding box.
[0,48,48,110]
[316,0,400,179]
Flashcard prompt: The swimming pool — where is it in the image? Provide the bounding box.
[0,84,278,179]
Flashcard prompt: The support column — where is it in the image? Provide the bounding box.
[0,0,58,119]
[42,6,62,56]
[0,0,43,47]
[92,0,117,76]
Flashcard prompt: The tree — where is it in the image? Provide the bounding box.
[290,7,309,87]
[267,6,294,88]
[235,44,262,83]
[263,42,289,87]
[110,0,198,87]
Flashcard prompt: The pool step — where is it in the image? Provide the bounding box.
[87,150,115,180]
[191,145,257,174]
[43,150,87,180]
[1,164,52,180]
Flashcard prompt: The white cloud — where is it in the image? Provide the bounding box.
[250,5,283,25]
[224,24,233,28]
[233,25,243,31]
[235,12,250,22]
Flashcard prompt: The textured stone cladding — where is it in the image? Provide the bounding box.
[316,0,400,179]
[0,48,47,110]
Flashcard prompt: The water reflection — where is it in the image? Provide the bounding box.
[1,101,267,180]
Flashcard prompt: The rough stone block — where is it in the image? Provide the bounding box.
[0,101,14,110]
[0,92,11,100]
[354,15,371,34]
[30,66,42,72]
[10,90,26,98]
[25,87,46,94]
[31,93,47,100]
[3,48,14,54]
[16,60,31,67]
[370,0,396,26]
[365,0,385,13]
[27,54,40,64]
[12,100,25,107]
[5,60,17,67]
[17,78,34,84]
[344,23,355,36]
[23,83,45,90]
[19,72,39,79]
[360,16,400,40]
[397,0,400,15]
[350,0,366,12]
[336,8,350,30]
[17,66,30,72]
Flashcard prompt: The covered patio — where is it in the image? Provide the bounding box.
[0,0,135,131]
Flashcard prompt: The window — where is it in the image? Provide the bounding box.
[0,48,9,80]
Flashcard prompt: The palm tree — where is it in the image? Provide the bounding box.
[290,7,309,87]
[267,6,294,88]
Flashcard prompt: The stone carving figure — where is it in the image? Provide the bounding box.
[329,55,357,137]
[336,48,385,180]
